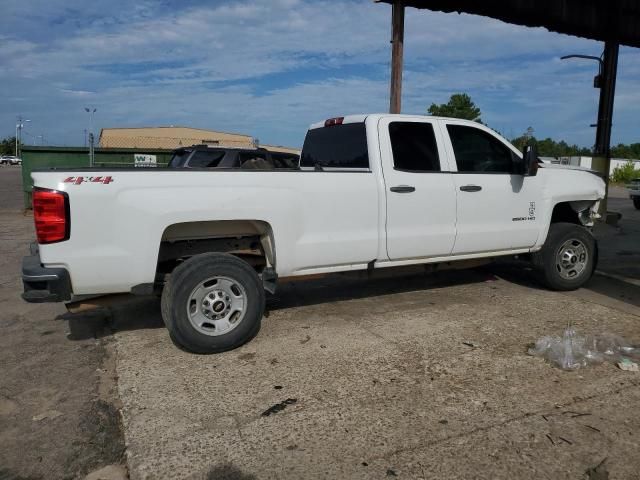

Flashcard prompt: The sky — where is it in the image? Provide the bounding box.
[1,0,639,149]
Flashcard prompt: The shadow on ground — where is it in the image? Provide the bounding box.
[59,297,164,341]
[491,259,640,310]
[60,255,638,342]
[60,267,497,340]
[206,464,256,480]
[268,267,497,311]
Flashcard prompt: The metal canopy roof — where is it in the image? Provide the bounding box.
[380,0,640,48]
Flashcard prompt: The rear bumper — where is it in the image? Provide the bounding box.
[22,244,72,303]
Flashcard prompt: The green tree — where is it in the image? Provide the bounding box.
[611,161,640,184]
[611,143,640,159]
[510,133,591,157]
[428,93,482,122]
[0,137,18,156]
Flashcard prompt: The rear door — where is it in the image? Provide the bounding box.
[379,117,457,260]
[441,120,543,254]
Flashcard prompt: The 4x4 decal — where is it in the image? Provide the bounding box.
[63,176,113,185]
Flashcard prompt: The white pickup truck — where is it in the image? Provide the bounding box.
[23,114,605,353]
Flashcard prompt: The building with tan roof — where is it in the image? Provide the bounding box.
[98,126,299,154]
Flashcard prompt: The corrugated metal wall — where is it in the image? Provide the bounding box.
[390,0,640,47]
[21,146,174,208]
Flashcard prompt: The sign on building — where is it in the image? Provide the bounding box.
[134,154,157,167]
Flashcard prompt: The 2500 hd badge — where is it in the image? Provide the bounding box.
[513,201,536,221]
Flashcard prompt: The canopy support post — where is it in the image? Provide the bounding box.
[592,41,619,218]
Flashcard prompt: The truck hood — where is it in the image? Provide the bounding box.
[539,163,604,178]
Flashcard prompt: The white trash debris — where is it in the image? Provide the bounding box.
[528,327,640,370]
[617,358,639,372]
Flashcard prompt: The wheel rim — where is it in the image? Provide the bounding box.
[186,276,247,336]
[555,238,589,281]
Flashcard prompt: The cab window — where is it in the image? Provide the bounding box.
[300,123,369,169]
[447,125,515,173]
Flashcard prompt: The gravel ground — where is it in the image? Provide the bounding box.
[0,168,126,480]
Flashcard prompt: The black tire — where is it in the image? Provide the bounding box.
[633,197,640,210]
[532,222,596,291]
[161,253,265,354]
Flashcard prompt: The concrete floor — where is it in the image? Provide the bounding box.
[1,167,639,479]
[113,273,640,480]
[112,185,640,479]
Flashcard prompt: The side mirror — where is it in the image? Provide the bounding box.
[522,144,539,177]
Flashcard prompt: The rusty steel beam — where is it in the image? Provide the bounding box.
[389,0,405,114]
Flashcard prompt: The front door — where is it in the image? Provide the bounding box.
[441,121,543,255]
[380,117,457,260]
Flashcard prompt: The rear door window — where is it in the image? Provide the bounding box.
[389,122,441,172]
[300,123,369,169]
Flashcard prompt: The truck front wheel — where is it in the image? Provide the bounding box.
[161,253,265,353]
[532,222,596,291]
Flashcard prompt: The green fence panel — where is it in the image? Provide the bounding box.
[21,146,174,208]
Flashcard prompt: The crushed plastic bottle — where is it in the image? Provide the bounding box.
[528,328,638,370]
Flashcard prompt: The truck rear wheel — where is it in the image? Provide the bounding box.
[532,222,596,291]
[633,197,640,210]
[161,253,265,353]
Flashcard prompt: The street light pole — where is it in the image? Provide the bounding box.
[85,107,97,167]
[15,116,31,158]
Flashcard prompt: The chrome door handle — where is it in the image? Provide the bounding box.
[459,185,482,192]
[390,185,416,193]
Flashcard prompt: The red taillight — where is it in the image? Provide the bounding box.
[33,188,69,244]
[324,117,344,127]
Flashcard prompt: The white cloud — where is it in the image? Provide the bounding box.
[1,0,639,148]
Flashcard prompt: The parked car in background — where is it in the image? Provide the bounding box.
[627,178,640,209]
[168,145,299,170]
[0,156,21,165]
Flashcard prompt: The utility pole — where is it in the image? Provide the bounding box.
[389,0,405,114]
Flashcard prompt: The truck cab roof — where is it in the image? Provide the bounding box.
[308,113,484,130]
